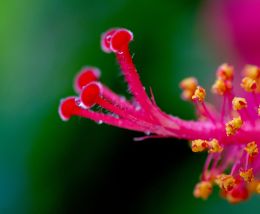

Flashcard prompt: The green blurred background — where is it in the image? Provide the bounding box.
[0,0,259,213]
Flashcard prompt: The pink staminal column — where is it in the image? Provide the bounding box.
[59,27,260,203]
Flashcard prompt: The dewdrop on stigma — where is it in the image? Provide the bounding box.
[59,28,260,203]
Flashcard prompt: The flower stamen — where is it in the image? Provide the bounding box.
[215,174,235,192]
[193,181,213,200]
[225,116,243,136]
[179,77,198,101]
[240,168,254,183]
[59,28,260,203]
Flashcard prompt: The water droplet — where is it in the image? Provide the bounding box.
[114,114,119,119]
[135,105,141,111]
[75,98,81,106]
[120,96,126,101]
[109,113,119,119]
[75,99,87,109]
[97,120,103,125]
[145,131,151,136]
[106,35,112,42]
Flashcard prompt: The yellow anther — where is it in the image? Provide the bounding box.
[191,139,209,152]
[232,97,247,111]
[247,181,259,193]
[244,141,258,157]
[217,63,234,81]
[243,65,260,93]
[241,77,257,92]
[243,65,260,80]
[258,106,260,116]
[181,90,194,101]
[225,117,243,136]
[239,168,254,183]
[208,139,223,153]
[192,86,206,102]
[179,77,198,101]
[256,183,260,194]
[215,174,235,192]
[193,181,212,200]
[212,79,229,95]
[180,77,198,91]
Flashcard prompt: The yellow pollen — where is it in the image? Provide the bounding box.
[256,183,260,194]
[232,97,247,111]
[191,139,209,152]
[241,77,257,92]
[212,79,231,95]
[180,77,198,91]
[181,90,194,101]
[243,65,260,93]
[225,117,243,136]
[193,181,212,200]
[243,65,260,80]
[192,86,206,102]
[208,139,223,153]
[244,141,258,157]
[239,168,254,183]
[217,63,234,81]
[215,174,235,192]
[179,77,198,101]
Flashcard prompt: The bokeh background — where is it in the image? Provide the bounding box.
[1,0,260,213]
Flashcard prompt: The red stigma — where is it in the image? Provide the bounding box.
[74,67,100,93]
[101,28,133,53]
[59,97,77,121]
[80,82,102,108]
[101,28,117,53]
[110,29,133,53]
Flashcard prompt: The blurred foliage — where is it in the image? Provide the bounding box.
[0,0,259,213]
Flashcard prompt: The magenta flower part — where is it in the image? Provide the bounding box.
[59,28,260,203]
[205,0,260,67]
